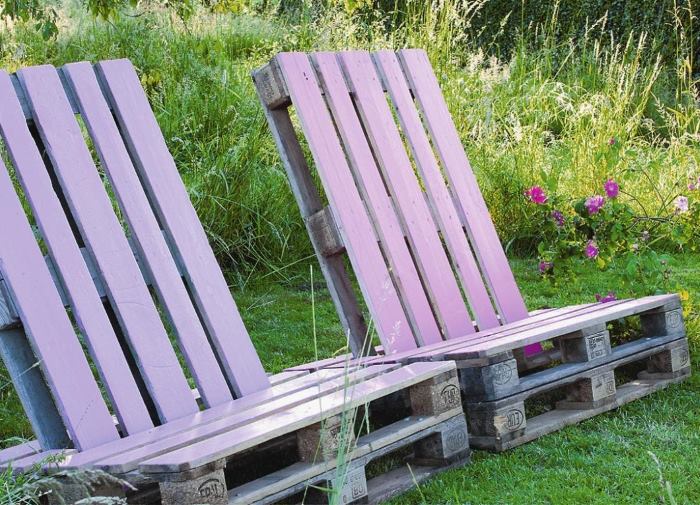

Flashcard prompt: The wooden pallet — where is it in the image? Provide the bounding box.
[1,363,470,505]
[466,337,690,451]
[284,296,691,451]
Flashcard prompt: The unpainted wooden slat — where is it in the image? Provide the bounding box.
[95,59,269,395]
[275,52,416,354]
[311,52,442,347]
[0,157,118,450]
[17,64,198,423]
[0,71,154,436]
[397,49,529,325]
[338,51,476,342]
[372,51,501,332]
[251,70,370,357]
[62,62,233,409]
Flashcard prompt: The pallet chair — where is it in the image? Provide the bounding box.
[0,59,471,504]
[253,50,691,451]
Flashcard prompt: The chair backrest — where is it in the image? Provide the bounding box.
[0,60,269,452]
[254,50,529,356]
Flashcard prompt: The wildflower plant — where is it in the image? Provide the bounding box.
[529,159,698,296]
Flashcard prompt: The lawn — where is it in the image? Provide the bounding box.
[1,1,699,503]
[230,254,700,504]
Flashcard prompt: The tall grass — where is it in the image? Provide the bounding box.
[2,0,696,276]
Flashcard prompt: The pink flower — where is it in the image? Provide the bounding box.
[525,186,548,205]
[538,261,553,273]
[551,210,565,227]
[595,291,617,303]
[688,183,696,191]
[675,195,689,213]
[585,241,599,259]
[585,195,606,215]
[608,137,616,146]
[604,179,619,199]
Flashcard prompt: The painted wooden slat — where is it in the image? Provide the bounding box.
[62,62,233,409]
[457,295,678,356]
[138,362,454,473]
[95,59,269,395]
[17,65,198,422]
[92,365,399,473]
[311,52,442,347]
[275,52,416,354]
[397,49,529,325]
[57,366,394,469]
[372,51,501,332]
[338,51,475,341]
[0,157,118,450]
[0,71,154,436]
[0,440,41,466]
[363,302,597,365]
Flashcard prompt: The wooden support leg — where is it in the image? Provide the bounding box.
[557,371,617,410]
[639,341,691,380]
[409,369,462,416]
[306,466,369,504]
[641,303,685,338]
[159,465,228,505]
[559,324,612,363]
[298,414,356,463]
[457,353,519,402]
[412,415,470,466]
[466,400,526,444]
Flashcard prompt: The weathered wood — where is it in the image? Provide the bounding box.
[470,371,689,452]
[559,324,612,363]
[160,466,227,505]
[252,76,370,357]
[466,338,690,451]
[307,207,345,257]
[0,327,69,449]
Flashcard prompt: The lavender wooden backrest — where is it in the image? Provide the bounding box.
[255,50,530,356]
[0,60,269,452]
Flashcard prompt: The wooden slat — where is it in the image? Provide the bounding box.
[275,52,416,354]
[0,157,118,450]
[0,71,154,436]
[252,69,370,357]
[137,362,454,473]
[17,64,198,422]
[0,440,41,466]
[92,365,399,473]
[311,52,442,347]
[397,49,529,324]
[372,51,500,331]
[454,295,679,357]
[57,366,395,469]
[96,59,269,395]
[338,51,476,341]
[62,62,233,409]
[364,302,598,365]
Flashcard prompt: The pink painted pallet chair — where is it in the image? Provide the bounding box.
[0,59,470,504]
[254,50,691,450]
